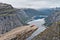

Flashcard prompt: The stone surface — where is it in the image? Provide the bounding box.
[45,8,60,26]
[0,26,38,40]
[0,3,29,34]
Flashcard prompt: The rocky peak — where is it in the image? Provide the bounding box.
[0,3,13,10]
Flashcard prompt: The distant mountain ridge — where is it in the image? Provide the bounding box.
[21,8,53,17]
[45,7,60,26]
[20,8,60,19]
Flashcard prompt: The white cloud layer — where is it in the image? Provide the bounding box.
[0,0,60,9]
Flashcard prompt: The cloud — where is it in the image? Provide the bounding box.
[0,0,60,9]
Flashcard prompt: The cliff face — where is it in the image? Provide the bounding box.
[0,3,29,34]
[45,8,60,26]
[15,9,30,25]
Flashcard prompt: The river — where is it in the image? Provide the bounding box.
[26,18,46,40]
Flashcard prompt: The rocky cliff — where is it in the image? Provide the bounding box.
[0,3,29,34]
[45,8,60,26]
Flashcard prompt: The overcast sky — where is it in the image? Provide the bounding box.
[0,0,60,9]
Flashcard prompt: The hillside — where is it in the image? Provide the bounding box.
[0,3,29,34]
[32,22,60,40]
[32,8,60,40]
[45,8,60,26]
[21,8,54,18]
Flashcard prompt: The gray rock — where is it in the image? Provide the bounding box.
[0,3,29,34]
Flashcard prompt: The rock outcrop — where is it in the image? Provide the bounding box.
[45,8,60,26]
[0,3,29,34]
[0,26,38,40]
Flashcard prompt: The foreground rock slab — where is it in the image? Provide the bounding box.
[0,25,38,40]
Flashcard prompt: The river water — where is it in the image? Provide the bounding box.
[26,18,46,40]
